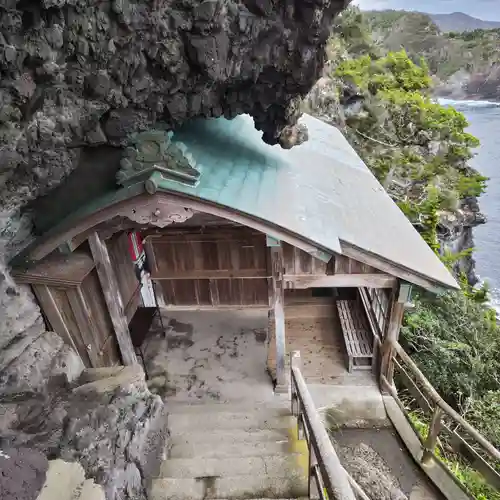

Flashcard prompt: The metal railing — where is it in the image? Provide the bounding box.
[290,350,368,500]
[382,341,500,493]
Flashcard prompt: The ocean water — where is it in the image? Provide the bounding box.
[439,99,500,310]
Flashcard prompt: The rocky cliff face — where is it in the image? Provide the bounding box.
[0,0,347,216]
[438,196,486,285]
[0,0,348,390]
[0,365,166,500]
[364,10,500,102]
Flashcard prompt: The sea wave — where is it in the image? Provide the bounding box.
[437,98,500,109]
[476,275,500,317]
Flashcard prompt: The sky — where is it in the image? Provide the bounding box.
[353,0,500,22]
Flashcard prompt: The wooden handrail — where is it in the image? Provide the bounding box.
[393,341,500,462]
[290,351,358,500]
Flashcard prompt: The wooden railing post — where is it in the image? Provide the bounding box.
[291,350,300,415]
[422,406,443,465]
[290,361,357,500]
[380,282,410,391]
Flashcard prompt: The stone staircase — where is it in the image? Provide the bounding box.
[149,401,310,500]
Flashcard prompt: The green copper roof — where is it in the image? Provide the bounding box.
[153,114,343,256]
[20,112,458,290]
[154,114,457,290]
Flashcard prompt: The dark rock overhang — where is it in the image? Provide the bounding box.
[0,0,350,215]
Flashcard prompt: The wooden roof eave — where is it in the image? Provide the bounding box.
[10,183,336,271]
[340,242,459,293]
[10,182,148,269]
[10,179,458,293]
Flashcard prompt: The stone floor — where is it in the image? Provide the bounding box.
[143,309,276,404]
[142,306,385,425]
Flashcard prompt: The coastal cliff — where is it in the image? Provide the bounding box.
[306,8,487,284]
[363,10,500,103]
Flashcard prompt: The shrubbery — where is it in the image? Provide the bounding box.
[325,8,500,497]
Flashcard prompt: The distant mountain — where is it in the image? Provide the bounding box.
[428,12,500,32]
[362,10,500,101]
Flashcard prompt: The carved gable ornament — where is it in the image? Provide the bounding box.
[116,130,201,188]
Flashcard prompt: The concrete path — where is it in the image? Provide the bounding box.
[144,309,276,404]
[331,427,444,500]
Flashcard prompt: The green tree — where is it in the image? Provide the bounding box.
[401,291,500,410]
[333,50,484,252]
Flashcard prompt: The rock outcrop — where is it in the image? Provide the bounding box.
[0,366,166,500]
[0,0,348,215]
[435,65,500,102]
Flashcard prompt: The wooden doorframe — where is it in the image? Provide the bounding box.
[88,231,138,366]
[267,236,287,392]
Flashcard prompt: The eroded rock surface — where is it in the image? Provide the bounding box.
[0,0,347,211]
[0,447,48,500]
[0,368,166,500]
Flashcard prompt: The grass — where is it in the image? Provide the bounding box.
[407,410,500,500]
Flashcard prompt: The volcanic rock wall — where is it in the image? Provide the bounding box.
[0,2,349,497]
[0,0,347,214]
[0,0,348,389]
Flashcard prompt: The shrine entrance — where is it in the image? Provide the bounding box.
[10,114,457,391]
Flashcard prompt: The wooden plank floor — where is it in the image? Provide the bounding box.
[280,296,376,386]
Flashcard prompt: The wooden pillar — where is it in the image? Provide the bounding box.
[267,236,287,391]
[380,281,411,391]
[88,231,138,366]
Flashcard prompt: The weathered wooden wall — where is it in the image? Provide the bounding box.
[107,232,140,322]
[282,244,395,289]
[149,227,269,307]
[15,251,121,368]
[283,244,385,276]
[267,293,341,383]
[148,226,395,308]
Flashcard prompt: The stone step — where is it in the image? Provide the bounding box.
[36,459,106,500]
[78,479,106,500]
[167,401,290,414]
[159,454,303,479]
[149,474,309,500]
[169,428,290,447]
[168,410,295,434]
[169,439,291,459]
[36,459,85,500]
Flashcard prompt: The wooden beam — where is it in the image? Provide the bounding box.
[66,288,102,368]
[380,282,406,390]
[143,237,158,275]
[341,242,455,292]
[284,274,396,289]
[88,231,138,366]
[422,407,443,465]
[269,241,286,390]
[61,217,139,253]
[150,269,269,280]
[21,191,335,270]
